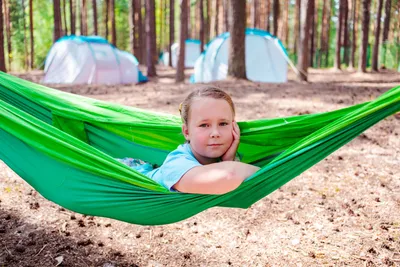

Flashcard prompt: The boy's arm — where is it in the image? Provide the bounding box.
[173,161,260,194]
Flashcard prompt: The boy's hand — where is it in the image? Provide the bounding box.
[221,121,240,161]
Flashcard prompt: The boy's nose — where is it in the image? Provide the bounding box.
[210,127,220,138]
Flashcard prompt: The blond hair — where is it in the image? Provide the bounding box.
[179,86,235,125]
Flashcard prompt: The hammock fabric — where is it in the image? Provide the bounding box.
[0,72,399,225]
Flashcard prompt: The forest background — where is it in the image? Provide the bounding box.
[0,0,399,76]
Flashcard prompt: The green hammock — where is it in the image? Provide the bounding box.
[0,72,399,225]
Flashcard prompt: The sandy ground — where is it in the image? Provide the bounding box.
[0,67,399,267]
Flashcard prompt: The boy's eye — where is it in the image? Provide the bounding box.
[220,122,228,126]
[199,124,208,127]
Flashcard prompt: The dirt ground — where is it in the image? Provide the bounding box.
[0,67,399,267]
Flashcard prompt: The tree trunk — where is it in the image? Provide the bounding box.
[169,0,175,66]
[228,0,246,79]
[4,0,12,68]
[70,0,76,34]
[281,0,289,46]
[200,0,205,52]
[104,0,109,39]
[349,0,358,69]
[80,0,87,35]
[129,0,135,54]
[146,0,156,76]
[110,0,116,45]
[134,0,142,62]
[0,0,6,72]
[382,0,391,44]
[371,0,383,71]
[63,0,68,35]
[176,0,188,82]
[272,0,279,36]
[334,0,343,69]
[318,0,326,67]
[93,0,98,35]
[214,0,219,36]
[297,0,313,81]
[141,0,147,64]
[251,0,258,28]
[223,0,229,32]
[53,0,63,42]
[293,0,300,53]
[309,0,315,67]
[342,0,350,65]
[381,0,391,68]
[265,0,270,32]
[159,0,164,53]
[29,0,34,69]
[206,0,211,42]
[358,0,371,72]
[21,0,28,69]
[325,0,332,67]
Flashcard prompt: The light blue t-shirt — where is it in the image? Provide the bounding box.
[144,143,202,191]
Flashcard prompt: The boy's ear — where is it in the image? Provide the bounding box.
[182,124,189,140]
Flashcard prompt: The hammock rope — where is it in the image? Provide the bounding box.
[0,72,399,225]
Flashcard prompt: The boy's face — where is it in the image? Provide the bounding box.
[182,97,234,164]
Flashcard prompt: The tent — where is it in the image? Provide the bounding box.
[191,29,289,83]
[43,35,147,85]
[160,39,201,68]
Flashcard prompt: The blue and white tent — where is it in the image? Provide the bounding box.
[160,39,201,68]
[43,35,147,85]
[191,29,290,83]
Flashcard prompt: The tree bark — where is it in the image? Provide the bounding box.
[358,0,371,72]
[382,0,391,43]
[293,0,300,53]
[228,0,246,79]
[146,0,156,76]
[265,0,270,32]
[0,0,6,72]
[381,0,391,68]
[297,0,313,81]
[223,0,229,32]
[63,0,68,35]
[70,0,76,34]
[334,0,344,69]
[206,0,211,42]
[129,0,135,54]
[342,0,350,65]
[200,0,205,52]
[29,0,34,69]
[169,0,175,66]
[104,0,109,40]
[251,0,258,28]
[176,0,188,82]
[22,0,28,69]
[318,0,326,67]
[93,0,98,35]
[281,0,289,46]
[81,0,88,35]
[110,0,116,45]
[4,0,12,68]
[325,0,332,67]
[371,0,383,71]
[309,0,315,67]
[53,0,63,42]
[349,0,358,69]
[272,0,279,36]
[134,0,142,62]
[214,0,219,36]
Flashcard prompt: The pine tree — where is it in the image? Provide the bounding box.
[228,0,246,79]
